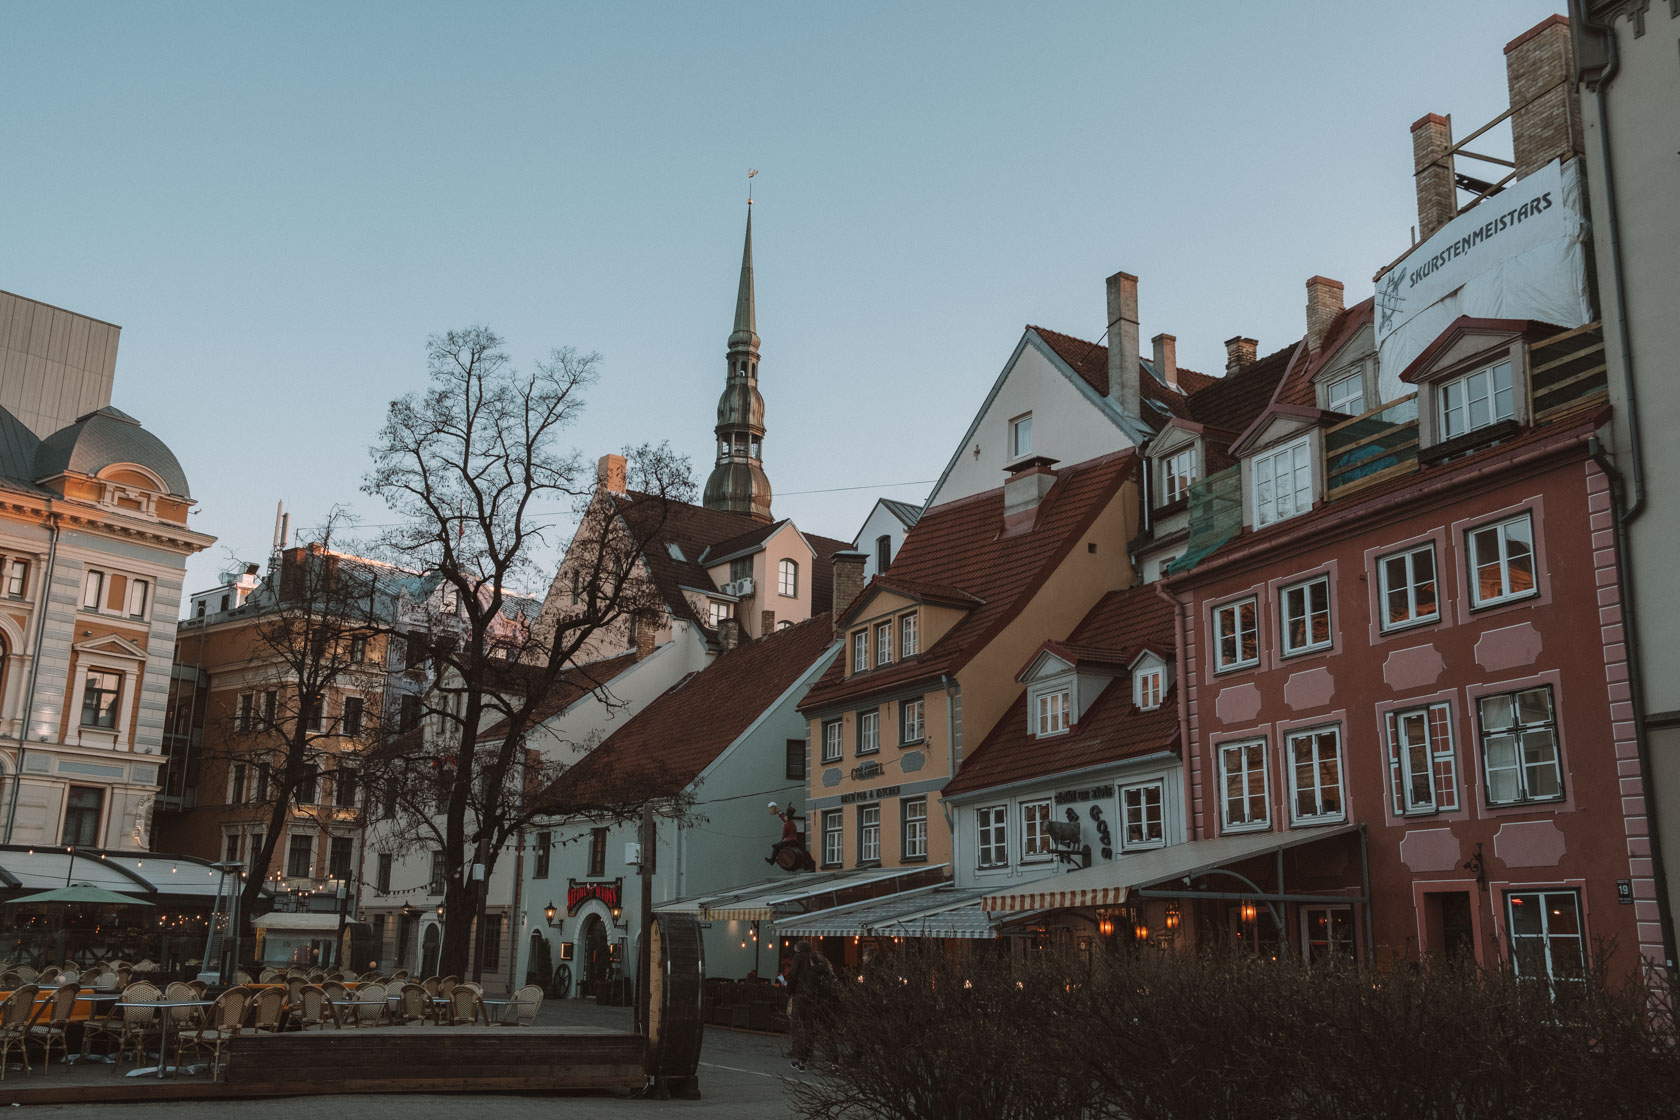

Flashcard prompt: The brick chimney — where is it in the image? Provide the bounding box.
[633,612,657,660]
[830,550,866,632]
[1152,333,1178,391]
[760,609,776,636]
[719,616,743,652]
[1002,456,1059,537]
[1505,15,1581,180]
[1224,336,1258,376]
[1412,112,1457,240]
[597,453,627,495]
[1304,276,1344,356]
[1105,271,1140,421]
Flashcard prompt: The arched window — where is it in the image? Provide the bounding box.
[778,558,798,597]
[875,535,892,573]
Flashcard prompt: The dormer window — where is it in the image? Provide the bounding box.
[852,630,868,672]
[709,600,732,628]
[1438,360,1514,441]
[1163,447,1198,505]
[1251,437,1313,528]
[875,621,892,665]
[1035,688,1070,737]
[1135,666,1164,710]
[1009,412,1032,459]
[1323,371,1365,415]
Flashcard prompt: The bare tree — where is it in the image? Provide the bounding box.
[362,325,694,978]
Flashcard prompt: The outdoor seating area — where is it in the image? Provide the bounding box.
[702,977,787,1033]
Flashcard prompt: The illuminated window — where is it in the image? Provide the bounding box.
[1280,576,1332,656]
[1506,890,1584,987]
[1213,597,1259,672]
[1468,514,1536,608]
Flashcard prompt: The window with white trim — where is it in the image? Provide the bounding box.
[852,631,868,672]
[821,719,843,764]
[62,787,102,846]
[900,613,918,657]
[223,832,241,863]
[236,692,254,733]
[857,709,880,755]
[1251,437,1313,527]
[875,621,892,665]
[1379,544,1439,631]
[83,569,105,610]
[858,805,881,864]
[228,762,247,805]
[1506,890,1584,987]
[1120,782,1165,850]
[126,578,149,619]
[81,669,122,729]
[1134,666,1164,711]
[976,806,1008,868]
[1287,726,1344,824]
[1021,801,1052,862]
[901,798,927,861]
[1467,514,1536,608]
[1438,360,1514,441]
[341,697,364,736]
[1009,413,1032,459]
[1035,688,1071,736]
[822,811,844,868]
[5,559,27,599]
[1323,372,1365,415]
[899,698,924,743]
[1219,739,1269,832]
[709,600,731,628]
[1479,686,1562,805]
[1213,597,1259,672]
[1163,447,1198,504]
[1303,905,1356,964]
[1386,702,1458,815]
[778,558,798,597]
[1280,576,1332,656]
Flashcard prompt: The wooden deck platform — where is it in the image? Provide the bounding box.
[0,1026,647,1105]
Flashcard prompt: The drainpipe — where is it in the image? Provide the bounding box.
[1154,580,1194,838]
[940,674,959,847]
[1590,440,1676,967]
[6,513,59,843]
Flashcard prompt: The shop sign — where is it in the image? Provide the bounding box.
[840,784,901,805]
[566,877,623,915]
[1055,785,1113,805]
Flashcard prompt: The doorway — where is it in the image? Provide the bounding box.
[580,914,611,992]
[421,922,441,977]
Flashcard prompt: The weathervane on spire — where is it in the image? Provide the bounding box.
[747,168,758,205]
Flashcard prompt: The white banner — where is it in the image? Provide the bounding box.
[1375,158,1591,401]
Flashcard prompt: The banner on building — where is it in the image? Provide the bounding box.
[1374,158,1591,401]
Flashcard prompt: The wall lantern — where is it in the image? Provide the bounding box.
[543,901,558,926]
[1239,900,1258,924]
[1165,902,1182,932]
[436,903,445,918]
[1133,921,1150,942]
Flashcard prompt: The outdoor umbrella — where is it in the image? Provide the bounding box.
[6,883,154,907]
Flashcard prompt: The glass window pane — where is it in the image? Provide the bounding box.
[1480,694,1515,731]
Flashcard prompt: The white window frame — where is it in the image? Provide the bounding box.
[857,709,880,755]
[778,558,798,598]
[82,569,105,611]
[1506,890,1585,987]
[901,798,928,861]
[1286,726,1345,825]
[976,806,1008,868]
[1386,702,1458,815]
[1467,514,1537,608]
[821,719,843,763]
[126,578,149,619]
[80,668,123,729]
[852,631,868,672]
[900,613,918,657]
[1163,447,1198,504]
[858,805,881,864]
[1437,360,1514,442]
[709,600,731,628]
[1008,412,1032,459]
[875,621,892,665]
[1280,575,1332,657]
[1323,371,1365,415]
[900,698,924,744]
[6,559,27,599]
[822,812,844,868]
[1120,781,1165,851]
[1020,801,1052,862]
[1218,739,1270,833]
[1478,686,1563,806]
[1035,688,1071,737]
[1251,436,1313,528]
[1134,666,1164,711]
[1378,544,1440,631]
[1213,597,1259,672]
[1302,904,1357,964]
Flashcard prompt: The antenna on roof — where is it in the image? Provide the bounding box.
[272,501,285,552]
[747,167,758,205]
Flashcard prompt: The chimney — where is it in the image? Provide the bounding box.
[760,609,776,637]
[1412,112,1457,240]
[633,612,656,660]
[830,551,866,632]
[1224,336,1258,376]
[1505,15,1581,180]
[1151,333,1178,391]
[1002,457,1059,537]
[597,453,627,495]
[1304,276,1344,356]
[1105,271,1140,420]
[719,617,743,652]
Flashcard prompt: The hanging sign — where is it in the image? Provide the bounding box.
[566,877,623,915]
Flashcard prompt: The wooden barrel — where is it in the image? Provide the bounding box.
[642,910,705,1083]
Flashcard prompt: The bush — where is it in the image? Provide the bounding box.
[788,946,1679,1120]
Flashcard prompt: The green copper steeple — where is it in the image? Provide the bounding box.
[703,205,773,522]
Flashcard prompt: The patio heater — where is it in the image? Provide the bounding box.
[197,860,244,986]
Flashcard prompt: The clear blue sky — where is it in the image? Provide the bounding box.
[1,1,1563,605]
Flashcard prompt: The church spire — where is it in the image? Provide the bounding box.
[703,203,773,521]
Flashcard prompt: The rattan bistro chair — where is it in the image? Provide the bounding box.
[505,984,544,1026]
[25,983,78,1067]
[179,987,250,1081]
[113,983,162,1077]
[445,985,479,1026]
[0,985,40,1080]
[352,982,387,1027]
[247,986,287,1034]
[293,985,333,1030]
[393,982,428,1025]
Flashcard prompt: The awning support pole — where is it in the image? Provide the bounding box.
[1359,824,1374,965]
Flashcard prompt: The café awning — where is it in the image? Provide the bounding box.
[7,883,154,907]
[664,864,949,922]
[777,886,1018,940]
[982,824,1362,913]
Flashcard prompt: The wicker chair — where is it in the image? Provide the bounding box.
[36,967,59,985]
[178,986,250,1081]
[292,984,332,1030]
[113,983,162,1076]
[258,969,281,984]
[0,985,39,1079]
[90,970,120,990]
[81,992,126,1062]
[351,982,387,1027]
[505,984,544,1026]
[445,985,479,1026]
[25,983,78,1067]
[246,986,287,1034]
[165,981,202,1032]
[12,967,37,983]
[393,982,428,1025]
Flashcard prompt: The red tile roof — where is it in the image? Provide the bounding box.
[476,650,644,742]
[1272,300,1372,409]
[944,585,1179,797]
[799,452,1137,713]
[1029,327,1212,423]
[536,614,838,809]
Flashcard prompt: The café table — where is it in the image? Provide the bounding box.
[477,997,516,1025]
[327,998,386,1027]
[66,993,122,1064]
[115,998,214,1079]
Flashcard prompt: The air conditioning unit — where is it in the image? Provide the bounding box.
[725,576,754,598]
[624,841,641,867]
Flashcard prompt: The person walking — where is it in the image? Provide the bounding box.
[785,940,821,1071]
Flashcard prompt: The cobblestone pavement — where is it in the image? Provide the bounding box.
[55,998,815,1120]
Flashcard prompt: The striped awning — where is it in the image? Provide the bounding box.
[982,824,1360,912]
[664,864,949,923]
